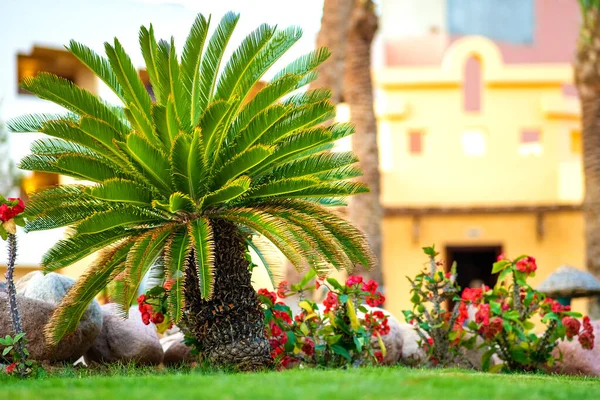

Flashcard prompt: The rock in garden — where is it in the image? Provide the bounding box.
[16,271,102,342]
[161,332,193,366]
[86,304,163,365]
[0,293,99,361]
[0,282,6,293]
[550,319,600,376]
[360,306,403,365]
[396,323,427,365]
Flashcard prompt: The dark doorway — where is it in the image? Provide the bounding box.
[445,246,502,294]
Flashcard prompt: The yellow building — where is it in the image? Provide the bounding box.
[376,36,585,320]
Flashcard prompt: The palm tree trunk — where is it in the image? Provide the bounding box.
[183,219,271,370]
[580,95,600,318]
[575,6,600,318]
[344,0,383,284]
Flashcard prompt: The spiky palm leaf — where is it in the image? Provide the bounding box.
[11,12,375,344]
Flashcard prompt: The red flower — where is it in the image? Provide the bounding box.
[137,294,146,305]
[361,279,378,294]
[141,312,151,325]
[345,275,363,287]
[274,309,292,324]
[270,322,283,337]
[5,363,16,374]
[315,280,321,290]
[0,198,25,222]
[480,317,503,339]
[444,271,452,279]
[562,316,581,339]
[583,316,593,332]
[457,301,469,324]
[475,304,490,326]
[151,312,165,324]
[302,338,315,356]
[427,337,434,346]
[323,291,339,313]
[374,351,384,363]
[579,331,595,350]
[294,313,305,323]
[516,256,537,275]
[141,304,153,314]
[461,287,483,303]
[258,288,277,305]
[551,301,565,314]
[497,253,506,262]
[163,279,175,290]
[277,281,288,299]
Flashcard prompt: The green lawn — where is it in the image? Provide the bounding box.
[1,366,599,400]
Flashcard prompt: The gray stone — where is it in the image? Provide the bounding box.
[359,306,403,365]
[396,323,427,365]
[160,332,193,366]
[16,271,102,342]
[0,293,99,361]
[86,304,164,365]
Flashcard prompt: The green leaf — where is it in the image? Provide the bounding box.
[166,229,192,323]
[87,179,153,206]
[203,176,251,208]
[139,24,167,104]
[188,218,215,299]
[247,177,319,199]
[198,12,240,110]
[170,133,192,195]
[67,40,123,98]
[492,260,511,274]
[188,128,208,200]
[126,133,172,192]
[331,344,351,362]
[76,207,163,234]
[45,239,133,344]
[212,145,273,187]
[326,278,343,291]
[169,192,196,213]
[181,14,211,125]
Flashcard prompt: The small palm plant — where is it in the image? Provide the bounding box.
[9,12,375,369]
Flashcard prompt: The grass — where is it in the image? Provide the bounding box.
[0,365,599,400]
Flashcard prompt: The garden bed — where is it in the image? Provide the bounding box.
[0,365,599,400]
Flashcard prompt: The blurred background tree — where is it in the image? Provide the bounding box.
[0,114,21,196]
[575,0,600,318]
[311,0,382,285]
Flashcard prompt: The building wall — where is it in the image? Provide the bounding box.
[377,36,581,207]
[382,211,587,323]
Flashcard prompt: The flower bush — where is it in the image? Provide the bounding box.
[138,280,175,334]
[402,246,475,367]
[0,197,25,238]
[462,254,594,372]
[0,333,32,376]
[258,271,389,368]
[404,248,595,373]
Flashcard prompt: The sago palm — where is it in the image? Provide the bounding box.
[8,12,375,368]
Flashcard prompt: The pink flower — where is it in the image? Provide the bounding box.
[323,291,339,313]
[516,256,537,275]
[361,279,378,294]
[497,253,506,262]
[345,275,363,287]
[5,363,16,374]
[302,338,315,356]
[258,288,277,305]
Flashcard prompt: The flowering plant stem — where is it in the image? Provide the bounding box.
[5,233,27,363]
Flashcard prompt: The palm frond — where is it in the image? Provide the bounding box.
[212,145,273,188]
[75,206,166,234]
[272,47,331,86]
[126,133,172,192]
[170,132,193,196]
[7,113,78,133]
[181,14,211,125]
[168,36,192,130]
[139,24,167,104]
[44,239,134,345]
[203,175,251,207]
[188,218,215,299]
[87,179,154,206]
[20,72,129,135]
[198,12,240,109]
[247,234,284,289]
[67,40,123,98]
[164,228,192,323]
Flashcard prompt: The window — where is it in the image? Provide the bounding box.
[463,56,482,112]
[17,46,96,95]
[408,130,423,155]
[519,129,542,156]
[571,130,582,154]
[462,129,486,156]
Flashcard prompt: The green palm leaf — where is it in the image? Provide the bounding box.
[87,179,154,205]
[203,176,251,207]
[164,229,192,323]
[181,14,211,126]
[188,218,215,299]
[67,40,123,98]
[75,206,165,234]
[139,24,167,104]
[126,133,172,192]
[45,239,134,345]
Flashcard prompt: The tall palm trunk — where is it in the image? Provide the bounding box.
[183,219,271,369]
[575,6,600,318]
[344,0,383,285]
